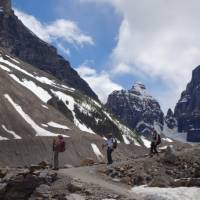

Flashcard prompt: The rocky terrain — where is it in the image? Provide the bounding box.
[106,83,164,139]
[175,65,200,142]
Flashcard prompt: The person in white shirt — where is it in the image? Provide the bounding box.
[102,133,114,165]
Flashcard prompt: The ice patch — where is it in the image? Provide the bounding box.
[91,143,104,161]
[2,125,21,139]
[131,185,200,200]
[47,122,70,130]
[4,94,69,137]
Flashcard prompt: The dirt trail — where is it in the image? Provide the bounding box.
[59,165,141,199]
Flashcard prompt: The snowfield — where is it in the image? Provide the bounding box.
[131,185,200,200]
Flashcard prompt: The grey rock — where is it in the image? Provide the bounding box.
[163,146,177,164]
[66,193,85,200]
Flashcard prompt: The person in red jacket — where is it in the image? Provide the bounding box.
[53,135,65,170]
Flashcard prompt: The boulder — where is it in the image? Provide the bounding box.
[67,181,83,193]
[80,158,95,166]
[163,146,177,164]
[66,193,85,200]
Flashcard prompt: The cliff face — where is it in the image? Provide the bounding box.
[0,7,98,101]
[175,66,200,142]
[0,0,11,14]
[106,83,164,138]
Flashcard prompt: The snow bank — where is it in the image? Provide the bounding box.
[2,125,21,139]
[47,122,70,130]
[91,143,104,161]
[131,185,200,200]
[4,94,69,137]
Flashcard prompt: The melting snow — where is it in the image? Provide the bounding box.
[2,125,21,139]
[4,94,69,137]
[47,122,70,130]
[162,138,173,143]
[0,136,8,140]
[91,143,104,161]
[51,90,95,134]
[9,74,52,103]
[141,136,151,148]
[122,134,130,144]
[42,105,49,109]
[0,64,11,72]
[6,55,20,64]
[131,185,200,200]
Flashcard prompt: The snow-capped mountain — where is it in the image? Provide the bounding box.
[106,83,164,140]
[175,65,200,142]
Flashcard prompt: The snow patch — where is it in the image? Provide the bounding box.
[2,125,21,139]
[141,136,151,148]
[47,122,70,130]
[9,74,52,103]
[162,138,173,143]
[91,143,104,161]
[122,134,130,144]
[4,94,69,137]
[42,105,49,109]
[131,185,200,200]
[0,64,11,72]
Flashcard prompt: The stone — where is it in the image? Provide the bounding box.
[67,181,83,193]
[66,193,85,200]
[80,158,95,166]
[163,145,177,164]
[64,164,74,169]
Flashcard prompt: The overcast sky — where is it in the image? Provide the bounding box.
[12,0,200,113]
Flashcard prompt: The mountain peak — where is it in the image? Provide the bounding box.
[130,82,152,99]
[0,0,11,14]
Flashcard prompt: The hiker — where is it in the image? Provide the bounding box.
[149,130,160,157]
[52,135,66,170]
[102,133,117,165]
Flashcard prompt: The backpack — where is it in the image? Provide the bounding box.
[112,138,118,149]
[58,139,66,152]
[156,134,161,145]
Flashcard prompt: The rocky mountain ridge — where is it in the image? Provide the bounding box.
[175,65,200,142]
[106,83,164,140]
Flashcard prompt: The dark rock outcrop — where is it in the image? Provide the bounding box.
[175,65,200,142]
[0,4,98,101]
[165,108,177,129]
[106,83,164,138]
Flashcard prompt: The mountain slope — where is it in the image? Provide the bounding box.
[0,4,98,101]
[0,48,140,143]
